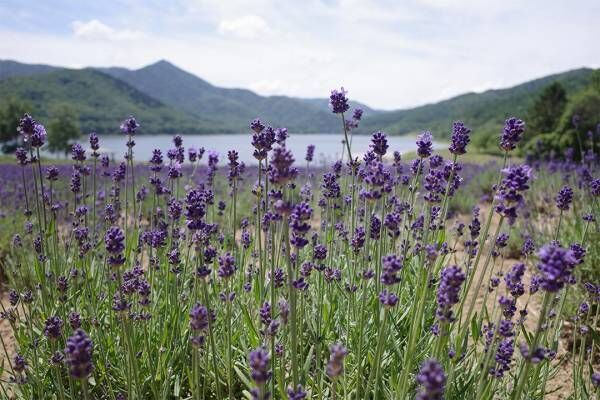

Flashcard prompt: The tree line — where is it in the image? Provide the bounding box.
[522,70,600,159]
[0,99,80,155]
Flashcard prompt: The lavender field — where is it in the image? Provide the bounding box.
[0,88,599,400]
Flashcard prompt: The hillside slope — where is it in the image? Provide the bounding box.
[358,68,594,138]
[0,68,222,135]
[99,60,369,132]
[0,59,595,138]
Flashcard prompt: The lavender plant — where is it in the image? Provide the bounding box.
[0,94,598,400]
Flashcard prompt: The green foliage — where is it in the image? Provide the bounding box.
[0,97,31,148]
[0,68,229,136]
[525,82,567,140]
[527,88,600,159]
[46,104,81,155]
[470,129,502,155]
[556,88,600,134]
[359,68,594,141]
[590,69,600,92]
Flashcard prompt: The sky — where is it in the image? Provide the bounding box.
[0,0,599,110]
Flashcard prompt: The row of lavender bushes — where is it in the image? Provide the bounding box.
[0,87,599,399]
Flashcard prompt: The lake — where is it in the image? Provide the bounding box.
[89,133,445,165]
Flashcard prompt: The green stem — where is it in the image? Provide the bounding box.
[511,292,552,399]
[283,221,299,386]
[340,113,352,163]
[227,283,233,400]
[202,280,223,400]
[82,380,91,400]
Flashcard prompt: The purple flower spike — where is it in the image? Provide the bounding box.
[64,329,93,379]
[120,116,139,135]
[89,132,100,152]
[494,164,533,225]
[449,121,471,155]
[72,143,87,162]
[251,118,265,134]
[592,372,600,387]
[18,114,36,137]
[416,359,446,400]
[248,347,271,385]
[416,131,434,158]
[591,179,600,197]
[504,263,526,298]
[537,244,577,292]
[15,147,28,166]
[30,122,47,148]
[289,202,313,249]
[287,385,307,400]
[371,131,388,157]
[218,252,237,279]
[13,354,27,373]
[436,265,465,322]
[381,254,403,286]
[379,289,399,308]
[44,316,64,339]
[269,146,297,185]
[351,226,366,253]
[189,302,210,332]
[305,144,315,162]
[500,117,525,152]
[490,338,514,378]
[555,185,573,211]
[104,227,125,266]
[329,87,349,114]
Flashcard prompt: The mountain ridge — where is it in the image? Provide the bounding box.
[0,67,225,135]
[0,59,595,138]
[356,67,593,137]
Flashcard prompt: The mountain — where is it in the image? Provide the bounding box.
[0,60,60,81]
[1,59,377,133]
[357,68,594,138]
[0,68,222,135]
[98,60,368,132]
[0,59,595,139]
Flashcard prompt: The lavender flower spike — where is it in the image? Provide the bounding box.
[449,121,471,155]
[65,329,94,379]
[499,117,525,152]
[555,185,573,211]
[371,131,389,157]
[436,265,466,322]
[416,359,446,400]
[248,347,271,385]
[329,87,349,114]
[120,115,139,135]
[536,244,577,292]
[305,145,315,162]
[416,131,434,158]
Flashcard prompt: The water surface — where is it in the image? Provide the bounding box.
[85,133,444,165]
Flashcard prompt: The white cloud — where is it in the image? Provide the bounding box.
[71,19,145,41]
[217,15,270,38]
[248,79,285,94]
[1,1,598,109]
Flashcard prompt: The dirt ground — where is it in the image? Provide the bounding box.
[455,206,576,399]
